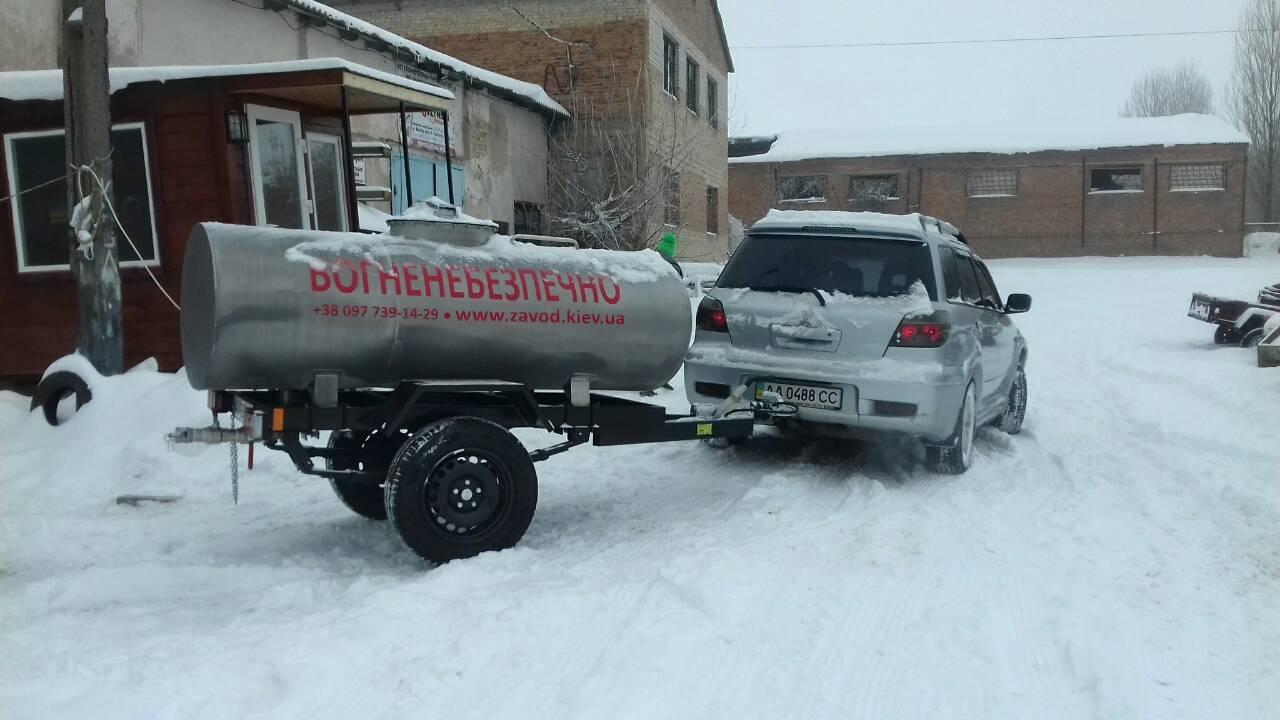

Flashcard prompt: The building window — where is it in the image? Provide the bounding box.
[1090,167,1143,193]
[706,186,719,234]
[307,134,348,232]
[779,175,826,203]
[664,170,680,226]
[685,57,700,114]
[4,123,159,273]
[1170,163,1226,191]
[848,174,899,210]
[247,104,310,228]
[707,76,719,129]
[967,168,1018,197]
[514,201,544,234]
[663,34,679,97]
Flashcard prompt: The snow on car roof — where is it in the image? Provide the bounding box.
[730,114,1249,164]
[750,209,949,239]
[0,57,452,103]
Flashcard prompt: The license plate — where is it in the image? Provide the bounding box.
[756,381,843,410]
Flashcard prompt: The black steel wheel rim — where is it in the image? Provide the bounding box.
[421,448,512,541]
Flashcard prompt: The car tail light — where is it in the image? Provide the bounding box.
[696,296,729,333]
[891,315,948,348]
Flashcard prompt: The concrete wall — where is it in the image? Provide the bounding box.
[0,0,550,229]
[728,144,1248,258]
[0,0,60,70]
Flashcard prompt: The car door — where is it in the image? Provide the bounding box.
[938,244,985,377]
[969,256,1016,406]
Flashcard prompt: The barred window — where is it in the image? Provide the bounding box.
[848,175,899,211]
[779,175,826,203]
[967,168,1018,197]
[1170,164,1225,191]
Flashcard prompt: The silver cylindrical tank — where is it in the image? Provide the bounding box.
[181,222,690,392]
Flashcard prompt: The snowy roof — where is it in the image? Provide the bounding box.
[357,203,392,233]
[730,114,1250,164]
[0,57,452,103]
[280,0,566,117]
[750,209,948,239]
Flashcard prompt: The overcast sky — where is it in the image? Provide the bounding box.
[719,0,1242,136]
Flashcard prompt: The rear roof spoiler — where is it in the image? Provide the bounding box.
[919,215,968,245]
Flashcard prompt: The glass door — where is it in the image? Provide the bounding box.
[306,133,348,232]
[247,104,310,229]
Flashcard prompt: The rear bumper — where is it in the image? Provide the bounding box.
[684,352,967,442]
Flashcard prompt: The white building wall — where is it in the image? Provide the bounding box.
[646,2,729,262]
[0,0,549,230]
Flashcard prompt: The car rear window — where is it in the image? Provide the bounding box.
[718,234,938,300]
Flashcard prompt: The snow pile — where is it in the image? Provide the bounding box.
[1244,232,1280,257]
[281,224,678,285]
[731,113,1249,164]
[753,208,935,237]
[357,202,392,234]
[0,58,453,103]
[391,197,499,228]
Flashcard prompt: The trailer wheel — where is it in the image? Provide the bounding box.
[1240,328,1265,348]
[326,430,400,521]
[1213,325,1239,345]
[30,370,92,426]
[384,417,537,563]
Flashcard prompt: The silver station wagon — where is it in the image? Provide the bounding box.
[685,210,1032,473]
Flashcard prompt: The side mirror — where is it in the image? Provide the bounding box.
[1005,293,1032,314]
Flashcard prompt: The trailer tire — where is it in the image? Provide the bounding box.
[385,417,537,564]
[1214,325,1240,345]
[30,370,92,426]
[326,431,389,521]
[1240,328,1265,348]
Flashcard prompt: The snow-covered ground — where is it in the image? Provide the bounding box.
[2,256,1279,719]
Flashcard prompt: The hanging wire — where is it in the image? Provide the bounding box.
[0,172,72,206]
[77,163,182,311]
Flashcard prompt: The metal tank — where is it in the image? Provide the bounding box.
[181,208,690,392]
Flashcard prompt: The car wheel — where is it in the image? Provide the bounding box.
[927,382,976,475]
[996,367,1027,435]
[1213,325,1240,345]
[384,417,538,564]
[1240,328,1265,348]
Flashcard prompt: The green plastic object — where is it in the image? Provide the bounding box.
[656,233,678,258]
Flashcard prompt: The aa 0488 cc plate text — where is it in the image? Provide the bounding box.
[756,381,843,410]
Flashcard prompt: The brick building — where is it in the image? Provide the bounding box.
[729,115,1250,258]
[321,0,734,261]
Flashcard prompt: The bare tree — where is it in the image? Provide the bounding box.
[1122,62,1214,118]
[547,61,702,251]
[1228,0,1280,222]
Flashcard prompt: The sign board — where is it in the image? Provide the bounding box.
[407,109,461,158]
[353,158,366,186]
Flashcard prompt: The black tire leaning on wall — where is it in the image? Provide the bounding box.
[30,370,93,427]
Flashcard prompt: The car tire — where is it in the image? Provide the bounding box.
[30,370,93,427]
[1240,328,1265,348]
[384,417,537,564]
[996,367,1027,435]
[1214,325,1240,345]
[927,382,977,475]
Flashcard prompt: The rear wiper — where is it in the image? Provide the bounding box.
[746,285,827,306]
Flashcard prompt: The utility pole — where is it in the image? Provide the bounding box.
[61,0,123,375]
